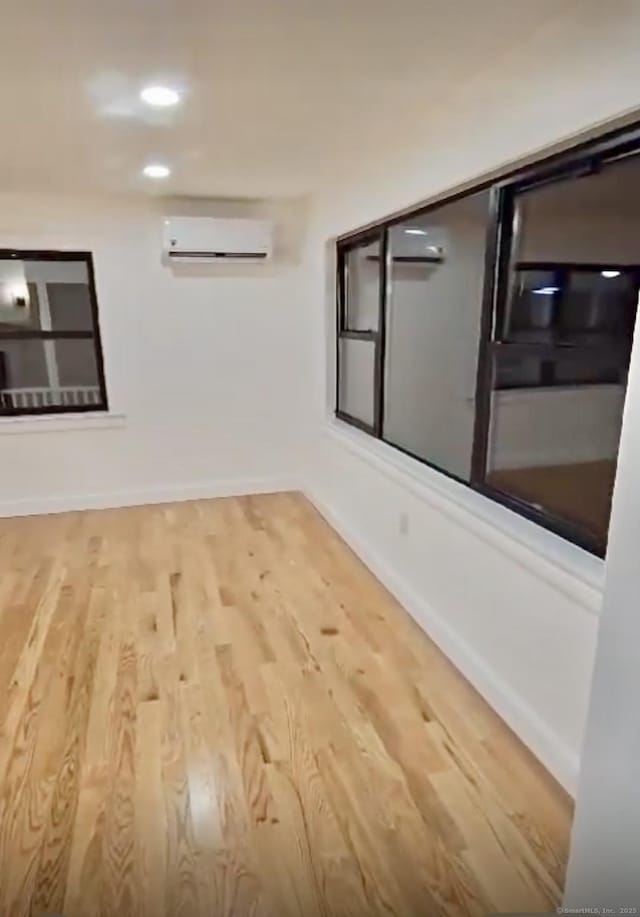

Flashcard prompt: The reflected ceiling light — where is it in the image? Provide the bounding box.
[140,85,180,107]
[532,286,560,295]
[404,228,428,235]
[143,163,171,179]
[601,270,621,278]
[426,245,442,254]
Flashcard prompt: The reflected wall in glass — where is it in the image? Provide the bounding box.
[382,190,490,480]
[343,238,380,332]
[338,337,376,428]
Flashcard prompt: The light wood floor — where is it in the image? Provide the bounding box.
[0,492,572,917]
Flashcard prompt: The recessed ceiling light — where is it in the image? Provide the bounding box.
[143,163,171,179]
[404,228,428,236]
[601,270,621,278]
[140,86,180,107]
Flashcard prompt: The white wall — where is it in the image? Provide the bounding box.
[564,303,640,907]
[0,192,310,512]
[303,1,640,794]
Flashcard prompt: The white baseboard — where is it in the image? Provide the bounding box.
[304,484,579,796]
[0,475,298,518]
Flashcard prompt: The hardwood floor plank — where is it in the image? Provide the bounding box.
[0,572,81,917]
[30,582,105,915]
[0,493,573,916]
[136,698,167,917]
[100,634,139,916]
[159,655,204,917]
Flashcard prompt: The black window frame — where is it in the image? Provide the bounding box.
[336,228,388,436]
[0,249,109,416]
[335,120,640,559]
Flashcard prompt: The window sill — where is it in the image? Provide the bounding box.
[326,416,605,614]
[0,412,126,434]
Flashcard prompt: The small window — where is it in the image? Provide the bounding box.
[0,251,108,414]
[336,231,384,433]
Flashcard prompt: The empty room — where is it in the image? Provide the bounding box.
[1,1,639,915]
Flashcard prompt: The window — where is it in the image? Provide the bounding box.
[336,232,384,433]
[0,251,108,415]
[335,127,640,556]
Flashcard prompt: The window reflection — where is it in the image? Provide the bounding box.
[487,155,640,551]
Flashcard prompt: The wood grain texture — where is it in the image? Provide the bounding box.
[0,493,573,916]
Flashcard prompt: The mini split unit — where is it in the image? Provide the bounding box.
[162,216,273,264]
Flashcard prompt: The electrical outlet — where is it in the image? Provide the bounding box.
[399,512,409,536]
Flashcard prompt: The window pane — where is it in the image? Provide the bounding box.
[503,269,638,347]
[343,238,380,331]
[1,259,92,333]
[495,347,628,389]
[562,271,637,342]
[0,338,101,410]
[487,353,626,551]
[47,280,94,331]
[338,337,375,427]
[0,339,48,388]
[54,338,100,388]
[0,261,41,330]
[382,189,490,480]
[487,153,640,550]
[503,270,560,343]
[553,349,627,386]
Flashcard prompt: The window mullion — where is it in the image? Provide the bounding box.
[35,280,60,392]
[471,185,510,484]
[374,227,389,438]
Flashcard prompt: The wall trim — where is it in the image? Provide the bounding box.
[0,475,298,518]
[0,412,126,435]
[304,483,580,796]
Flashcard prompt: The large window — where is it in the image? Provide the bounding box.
[0,251,108,415]
[336,128,640,556]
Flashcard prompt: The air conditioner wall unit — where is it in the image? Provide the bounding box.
[163,216,273,263]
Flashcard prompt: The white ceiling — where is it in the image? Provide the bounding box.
[1,0,570,199]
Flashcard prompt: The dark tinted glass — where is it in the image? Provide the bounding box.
[48,281,94,331]
[0,254,105,414]
[0,338,101,409]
